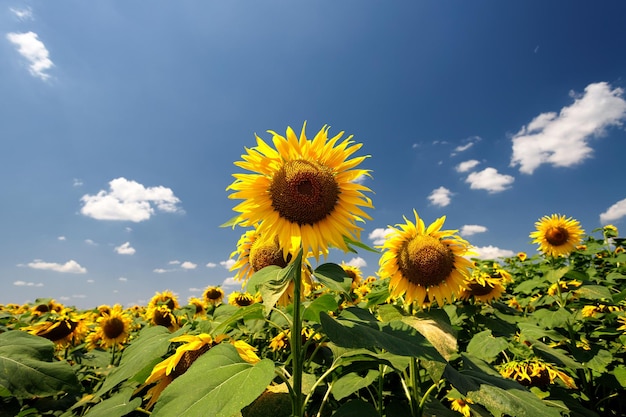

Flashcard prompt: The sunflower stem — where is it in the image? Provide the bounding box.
[409,357,420,416]
[291,248,304,417]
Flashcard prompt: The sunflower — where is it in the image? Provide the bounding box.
[187,297,206,316]
[144,333,259,409]
[148,290,180,311]
[95,304,133,349]
[24,310,87,348]
[499,359,576,388]
[547,279,582,296]
[530,214,584,257]
[227,123,373,260]
[341,262,363,289]
[30,299,64,316]
[449,398,472,417]
[459,273,506,304]
[228,291,258,307]
[146,305,179,331]
[516,252,527,262]
[378,210,474,307]
[203,286,225,306]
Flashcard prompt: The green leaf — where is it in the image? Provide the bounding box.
[331,399,379,417]
[152,343,275,417]
[545,267,570,283]
[612,365,626,388]
[523,338,582,370]
[315,263,352,295]
[517,322,566,342]
[95,326,181,396]
[219,214,240,228]
[0,331,80,399]
[585,349,613,374]
[211,303,265,336]
[332,369,379,400]
[343,234,379,254]
[576,285,612,301]
[302,293,338,323]
[531,308,573,329]
[320,311,444,362]
[466,330,509,363]
[514,277,546,294]
[84,388,142,417]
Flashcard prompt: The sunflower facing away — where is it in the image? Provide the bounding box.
[530,214,584,257]
[378,210,474,307]
[227,123,373,260]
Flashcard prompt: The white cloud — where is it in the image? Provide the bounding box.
[220,259,236,269]
[428,186,452,207]
[511,82,626,174]
[73,178,83,187]
[85,239,97,246]
[13,280,43,287]
[600,198,626,224]
[6,31,53,80]
[58,236,66,241]
[222,277,240,288]
[27,259,87,274]
[168,260,181,265]
[86,279,95,283]
[10,7,33,21]
[114,241,136,255]
[118,277,128,282]
[460,225,488,236]
[454,143,473,153]
[153,268,169,274]
[80,177,182,222]
[181,261,197,270]
[471,246,515,260]
[368,228,395,245]
[188,287,204,292]
[206,262,217,268]
[345,257,367,268]
[456,159,480,173]
[466,167,514,193]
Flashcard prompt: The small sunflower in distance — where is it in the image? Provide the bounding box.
[227,123,373,260]
[530,214,584,257]
[203,286,224,306]
[96,304,133,349]
[228,291,258,307]
[378,210,474,307]
[231,227,292,284]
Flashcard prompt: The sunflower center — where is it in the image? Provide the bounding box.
[102,317,126,339]
[545,227,569,246]
[269,160,340,225]
[170,344,212,380]
[468,282,494,296]
[41,319,77,342]
[398,236,455,288]
[153,309,175,327]
[205,289,222,300]
[235,295,254,306]
[250,237,291,271]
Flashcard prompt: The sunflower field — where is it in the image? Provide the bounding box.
[1,125,626,417]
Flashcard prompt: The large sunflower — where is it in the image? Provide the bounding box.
[227,123,373,260]
[530,214,584,257]
[378,210,474,307]
[95,304,133,349]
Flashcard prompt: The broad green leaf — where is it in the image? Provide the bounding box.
[531,307,573,328]
[523,338,582,370]
[320,311,444,362]
[95,326,181,396]
[576,285,612,301]
[612,365,626,388]
[152,343,275,417]
[211,303,265,336]
[514,277,546,294]
[0,331,80,399]
[343,234,379,254]
[517,322,566,342]
[585,349,613,374]
[332,369,379,400]
[466,330,509,363]
[302,293,338,323]
[84,388,142,417]
[545,267,569,283]
[315,263,352,295]
[331,399,379,417]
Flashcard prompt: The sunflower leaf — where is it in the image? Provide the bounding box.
[83,388,142,417]
[343,235,379,254]
[315,263,352,295]
[151,343,275,417]
[0,331,80,399]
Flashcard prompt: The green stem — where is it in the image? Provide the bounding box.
[417,380,441,416]
[409,357,420,416]
[291,249,304,417]
[378,364,386,417]
[110,344,117,366]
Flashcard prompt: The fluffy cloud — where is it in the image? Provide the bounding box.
[511,82,626,174]
[114,242,136,255]
[153,268,169,274]
[221,277,239,289]
[13,280,43,287]
[344,257,367,268]
[600,198,626,224]
[455,159,480,173]
[428,186,452,207]
[460,225,488,236]
[466,167,514,193]
[27,259,87,274]
[368,228,395,245]
[471,246,515,260]
[80,177,182,222]
[220,259,236,269]
[181,261,197,270]
[58,236,66,241]
[206,262,217,268]
[6,31,53,80]
[118,277,128,282]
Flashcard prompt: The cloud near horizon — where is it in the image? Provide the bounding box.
[511,82,626,174]
[80,177,182,222]
[6,31,53,80]
[465,167,514,193]
[26,259,87,274]
[600,198,626,224]
[460,225,488,236]
[471,245,515,260]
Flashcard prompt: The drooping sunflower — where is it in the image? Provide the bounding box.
[24,311,87,348]
[230,227,313,306]
[227,123,373,260]
[146,305,179,331]
[341,262,363,289]
[378,210,474,307]
[530,214,584,257]
[228,291,258,307]
[148,290,180,311]
[203,286,225,306]
[187,297,206,316]
[499,359,576,388]
[95,304,133,349]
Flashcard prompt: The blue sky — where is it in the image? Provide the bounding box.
[2,1,626,309]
